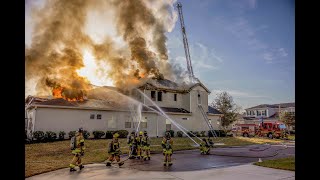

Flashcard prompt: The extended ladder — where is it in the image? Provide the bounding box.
[198,104,218,138]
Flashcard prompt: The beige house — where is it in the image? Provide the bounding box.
[25,79,222,139]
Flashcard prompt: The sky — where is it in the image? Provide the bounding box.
[166,0,295,110]
[25,0,295,111]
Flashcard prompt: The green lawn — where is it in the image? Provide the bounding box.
[254,156,295,171]
[25,136,288,177]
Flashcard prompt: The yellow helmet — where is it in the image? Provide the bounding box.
[113,133,119,138]
[139,131,143,135]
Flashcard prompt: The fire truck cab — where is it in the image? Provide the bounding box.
[256,122,287,139]
[232,124,257,137]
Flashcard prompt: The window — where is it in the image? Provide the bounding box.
[97,114,102,119]
[198,94,201,104]
[90,114,95,119]
[174,94,177,101]
[125,122,131,128]
[182,117,189,120]
[157,92,162,101]
[108,116,116,128]
[151,91,156,101]
[257,111,261,116]
[141,122,147,128]
[262,110,266,116]
[253,111,255,115]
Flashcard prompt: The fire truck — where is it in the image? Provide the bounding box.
[233,122,288,139]
[255,122,288,139]
[232,124,258,137]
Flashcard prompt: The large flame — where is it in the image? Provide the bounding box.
[52,86,85,102]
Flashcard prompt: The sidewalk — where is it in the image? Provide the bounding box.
[27,163,295,180]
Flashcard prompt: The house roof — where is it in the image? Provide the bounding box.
[208,106,222,114]
[246,102,295,110]
[139,78,211,93]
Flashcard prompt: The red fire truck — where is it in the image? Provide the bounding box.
[233,122,288,139]
[256,122,288,139]
[232,124,258,137]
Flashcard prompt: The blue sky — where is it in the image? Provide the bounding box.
[25,0,295,110]
[167,0,295,110]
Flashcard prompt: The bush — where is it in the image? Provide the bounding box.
[105,131,115,139]
[83,130,90,139]
[177,131,183,137]
[165,130,174,137]
[208,130,226,137]
[187,131,194,137]
[117,130,129,138]
[58,131,66,140]
[68,131,76,139]
[33,131,45,142]
[200,131,206,137]
[45,131,57,142]
[93,131,105,139]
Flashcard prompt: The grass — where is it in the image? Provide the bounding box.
[254,156,295,171]
[25,136,288,177]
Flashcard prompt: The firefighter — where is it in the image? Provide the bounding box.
[106,133,124,167]
[127,131,137,159]
[136,131,144,159]
[200,138,210,155]
[69,128,85,172]
[162,132,173,166]
[142,130,151,160]
[208,138,214,147]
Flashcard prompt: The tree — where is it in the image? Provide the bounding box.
[211,91,240,131]
[280,112,295,134]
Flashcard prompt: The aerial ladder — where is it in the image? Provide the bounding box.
[176,2,197,82]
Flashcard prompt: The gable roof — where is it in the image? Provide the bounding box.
[138,78,210,93]
[246,102,295,110]
[208,106,222,114]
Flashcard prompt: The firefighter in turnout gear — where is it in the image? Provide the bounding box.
[106,133,124,167]
[162,132,173,166]
[127,131,137,159]
[136,131,144,159]
[142,131,151,160]
[200,138,210,155]
[69,128,85,172]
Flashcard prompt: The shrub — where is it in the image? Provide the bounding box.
[187,131,194,137]
[33,131,45,142]
[58,131,66,140]
[200,131,206,137]
[165,130,174,137]
[83,130,90,139]
[208,130,226,137]
[68,131,76,139]
[117,130,129,138]
[194,131,200,137]
[45,131,57,142]
[105,131,115,139]
[93,131,105,139]
[177,131,183,137]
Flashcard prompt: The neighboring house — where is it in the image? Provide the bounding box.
[243,102,295,130]
[25,79,223,139]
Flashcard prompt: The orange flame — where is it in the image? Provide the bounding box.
[52,87,85,102]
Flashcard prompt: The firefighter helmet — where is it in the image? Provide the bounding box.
[78,127,83,133]
[113,133,119,138]
[139,131,143,135]
[131,131,135,135]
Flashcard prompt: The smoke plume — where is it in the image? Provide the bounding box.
[25,0,178,98]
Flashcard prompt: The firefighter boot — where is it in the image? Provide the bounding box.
[106,162,111,166]
[79,165,84,170]
[168,162,173,166]
[118,162,124,167]
[148,157,151,160]
[163,161,167,166]
[70,168,76,172]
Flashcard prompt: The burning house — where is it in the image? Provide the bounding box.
[25,78,222,139]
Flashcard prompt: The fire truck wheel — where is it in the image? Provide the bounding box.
[243,133,249,137]
[268,133,273,139]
